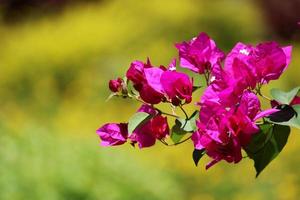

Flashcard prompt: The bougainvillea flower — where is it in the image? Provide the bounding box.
[224,42,254,72]
[192,122,245,169]
[225,55,257,89]
[161,71,193,105]
[250,42,292,84]
[144,68,165,94]
[225,42,292,87]
[126,59,165,104]
[126,58,194,105]
[97,123,128,146]
[194,91,278,169]
[138,84,165,104]
[130,121,157,148]
[175,32,225,74]
[109,77,123,93]
[130,104,169,148]
[126,60,149,85]
[200,64,245,107]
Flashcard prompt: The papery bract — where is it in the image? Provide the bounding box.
[201,65,244,107]
[194,91,277,169]
[126,60,148,85]
[97,123,128,146]
[225,42,292,87]
[126,59,164,104]
[161,71,193,105]
[251,42,291,84]
[176,32,225,74]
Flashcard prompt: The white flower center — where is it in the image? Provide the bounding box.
[239,49,250,55]
[210,76,216,82]
[169,66,176,71]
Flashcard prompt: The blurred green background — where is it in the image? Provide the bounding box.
[0,0,300,199]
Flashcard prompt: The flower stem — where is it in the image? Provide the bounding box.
[160,111,179,118]
[179,104,189,119]
[255,86,271,101]
[159,135,192,146]
[204,72,210,86]
[154,108,179,118]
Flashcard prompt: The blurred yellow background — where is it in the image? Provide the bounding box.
[0,0,300,199]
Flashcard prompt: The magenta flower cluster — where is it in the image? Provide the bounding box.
[97,32,299,175]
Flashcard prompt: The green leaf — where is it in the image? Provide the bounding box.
[128,112,153,134]
[268,105,300,129]
[192,86,202,92]
[192,149,205,166]
[170,111,199,143]
[245,123,290,177]
[171,121,188,143]
[268,105,296,122]
[270,87,300,105]
[176,111,199,132]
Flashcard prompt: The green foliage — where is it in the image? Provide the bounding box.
[267,105,296,122]
[192,86,202,92]
[170,111,198,143]
[176,111,199,132]
[270,87,300,104]
[268,105,300,129]
[192,149,205,166]
[245,124,290,177]
[0,129,184,200]
[171,120,188,143]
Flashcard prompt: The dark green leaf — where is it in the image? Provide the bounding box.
[270,87,300,105]
[268,105,300,129]
[128,112,152,134]
[192,86,202,92]
[193,149,205,166]
[245,124,290,177]
[268,105,296,122]
[189,110,199,119]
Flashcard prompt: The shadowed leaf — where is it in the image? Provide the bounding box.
[193,149,205,166]
[245,123,290,177]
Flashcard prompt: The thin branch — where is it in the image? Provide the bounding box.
[258,93,272,101]
[170,135,192,146]
[160,111,179,118]
[159,135,192,146]
[179,105,189,119]
[203,72,210,86]
[255,85,271,101]
[159,139,169,146]
[154,107,179,118]
[134,96,148,104]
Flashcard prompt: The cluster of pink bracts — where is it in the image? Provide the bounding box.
[97,32,296,169]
